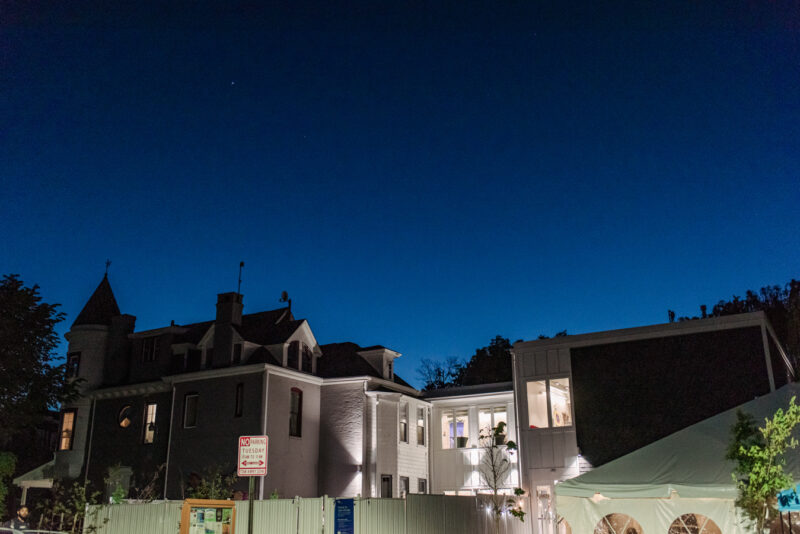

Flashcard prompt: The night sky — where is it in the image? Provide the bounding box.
[3,1,799,387]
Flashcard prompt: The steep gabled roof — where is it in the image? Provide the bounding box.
[72,275,121,327]
[171,307,298,346]
[238,309,302,345]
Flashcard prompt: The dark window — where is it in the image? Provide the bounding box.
[418,479,427,494]
[289,388,302,437]
[141,337,159,363]
[233,344,243,364]
[58,410,76,451]
[187,350,201,372]
[301,344,313,372]
[287,341,300,369]
[400,477,410,497]
[387,360,393,379]
[143,403,157,443]
[118,405,132,428]
[66,352,81,378]
[417,408,426,445]
[205,348,214,369]
[381,475,392,498]
[235,383,244,418]
[184,394,199,428]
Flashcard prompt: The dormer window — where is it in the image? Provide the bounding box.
[301,344,313,372]
[288,341,300,369]
[232,344,242,364]
[387,361,393,380]
[141,337,159,363]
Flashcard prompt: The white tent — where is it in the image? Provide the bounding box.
[555,383,800,533]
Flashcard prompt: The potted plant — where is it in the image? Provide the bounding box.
[493,422,507,446]
[456,436,469,448]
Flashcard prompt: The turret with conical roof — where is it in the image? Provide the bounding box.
[57,274,133,480]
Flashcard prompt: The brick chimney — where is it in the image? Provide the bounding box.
[213,292,243,368]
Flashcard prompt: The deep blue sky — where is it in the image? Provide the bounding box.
[3,1,799,387]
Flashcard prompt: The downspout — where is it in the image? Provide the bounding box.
[83,397,97,485]
[259,367,270,499]
[510,349,529,513]
[162,383,177,498]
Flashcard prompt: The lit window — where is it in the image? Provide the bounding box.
[235,383,243,418]
[141,337,159,363]
[59,410,76,451]
[441,409,469,449]
[118,405,132,428]
[301,344,313,372]
[143,403,157,444]
[287,341,300,369]
[418,479,427,494]
[526,378,572,429]
[399,403,409,443]
[526,380,549,428]
[417,408,426,445]
[549,378,572,427]
[290,388,302,437]
[66,352,81,378]
[479,406,508,444]
[184,394,198,428]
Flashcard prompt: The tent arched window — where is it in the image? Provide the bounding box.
[594,513,644,534]
[668,514,722,534]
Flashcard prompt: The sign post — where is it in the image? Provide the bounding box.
[238,435,268,534]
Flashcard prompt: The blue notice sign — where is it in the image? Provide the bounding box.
[334,498,355,534]
[778,484,800,511]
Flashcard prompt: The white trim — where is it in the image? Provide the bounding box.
[761,323,776,391]
[90,381,170,399]
[264,364,324,385]
[427,391,513,404]
[83,398,97,484]
[165,363,267,383]
[764,320,796,380]
[259,368,270,499]
[514,311,770,351]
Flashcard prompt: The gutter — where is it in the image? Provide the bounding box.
[162,384,177,498]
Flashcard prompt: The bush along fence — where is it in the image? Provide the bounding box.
[83,494,530,534]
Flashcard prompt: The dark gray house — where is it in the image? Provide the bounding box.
[30,275,428,501]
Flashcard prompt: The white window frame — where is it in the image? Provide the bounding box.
[526,376,573,429]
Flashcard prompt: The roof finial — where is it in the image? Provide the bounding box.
[237,261,244,295]
[280,290,292,311]
[105,259,112,277]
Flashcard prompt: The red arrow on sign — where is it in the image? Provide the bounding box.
[240,460,265,466]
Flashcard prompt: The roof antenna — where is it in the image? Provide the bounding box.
[280,290,291,311]
[237,261,244,295]
[105,259,112,277]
